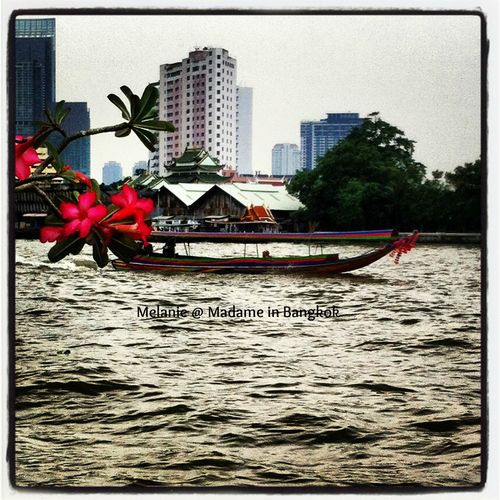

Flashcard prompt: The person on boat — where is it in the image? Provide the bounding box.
[262,250,271,259]
[162,238,176,257]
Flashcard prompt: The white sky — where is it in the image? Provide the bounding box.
[24,13,482,182]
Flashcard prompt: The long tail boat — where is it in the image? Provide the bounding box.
[111,230,419,274]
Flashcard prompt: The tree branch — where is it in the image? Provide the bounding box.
[18,182,62,217]
[34,122,130,174]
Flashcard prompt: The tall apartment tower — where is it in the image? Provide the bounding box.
[147,81,160,175]
[236,86,253,175]
[59,102,91,177]
[300,113,364,171]
[15,18,56,136]
[158,47,237,175]
[102,161,123,185]
[272,143,301,177]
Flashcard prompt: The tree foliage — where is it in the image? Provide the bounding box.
[287,114,481,232]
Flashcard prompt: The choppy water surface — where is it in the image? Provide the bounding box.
[15,240,482,488]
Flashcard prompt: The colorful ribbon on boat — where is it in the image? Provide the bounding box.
[389,230,420,264]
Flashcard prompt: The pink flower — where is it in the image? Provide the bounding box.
[40,226,64,243]
[108,184,154,221]
[107,184,154,244]
[15,135,40,180]
[111,220,152,245]
[60,191,107,239]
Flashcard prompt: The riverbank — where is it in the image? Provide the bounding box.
[400,232,481,244]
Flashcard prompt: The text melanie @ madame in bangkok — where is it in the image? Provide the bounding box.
[137,305,340,322]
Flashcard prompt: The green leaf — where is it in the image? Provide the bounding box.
[136,119,175,132]
[115,127,131,138]
[32,128,54,149]
[47,234,83,263]
[69,237,86,255]
[57,107,71,125]
[108,233,141,262]
[120,85,140,118]
[55,100,66,116]
[46,143,64,170]
[135,84,159,122]
[132,127,157,152]
[44,108,55,126]
[107,93,131,120]
[91,179,101,200]
[92,239,109,268]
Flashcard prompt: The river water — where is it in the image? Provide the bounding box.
[14,239,482,488]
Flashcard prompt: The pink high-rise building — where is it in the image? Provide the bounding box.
[159,47,238,175]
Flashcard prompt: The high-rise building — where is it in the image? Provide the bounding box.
[102,161,123,185]
[236,86,253,175]
[300,113,363,170]
[272,143,301,177]
[147,81,161,175]
[59,102,91,177]
[158,47,237,175]
[15,18,56,136]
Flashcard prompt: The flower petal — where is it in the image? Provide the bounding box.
[15,157,31,180]
[78,191,97,213]
[63,219,81,237]
[22,148,41,166]
[87,204,107,222]
[79,218,92,239]
[122,184,138,205]
[40,226,64,243]
[135,198,154,214]
[60,202,80,220]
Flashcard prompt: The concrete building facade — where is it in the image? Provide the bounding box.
[158,47,237,175]
[236,86,253,175]
[272,143,301,176]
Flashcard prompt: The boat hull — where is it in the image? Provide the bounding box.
[111,244,394,274]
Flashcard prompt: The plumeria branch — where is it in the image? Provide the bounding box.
[14,84,174,268]
[33,122,129,175]
[31,183,62,217]
[15,174,60,188]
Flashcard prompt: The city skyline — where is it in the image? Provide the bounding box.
[18,14,480,182]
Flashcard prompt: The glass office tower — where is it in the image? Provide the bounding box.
[15,18,56,136]
[300,113,363,171]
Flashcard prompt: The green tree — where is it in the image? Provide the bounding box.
[287,113,426,230]
[444,159,482,232]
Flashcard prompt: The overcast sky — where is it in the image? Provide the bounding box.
[23,13,481,182]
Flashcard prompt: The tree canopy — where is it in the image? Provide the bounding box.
[287,114,481,232]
